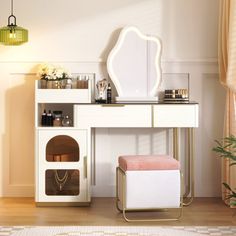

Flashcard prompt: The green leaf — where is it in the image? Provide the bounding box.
[223,182,233,191]
[225,195,233,200]
[223,182,236,195]
[214,140,222,147]
[213,135,236,162]
[230,201,236,206]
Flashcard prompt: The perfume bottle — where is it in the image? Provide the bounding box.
[46,110,53,126]
[41,109,47,126]
[107,83,112,103]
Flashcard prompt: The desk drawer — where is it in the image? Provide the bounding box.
[75,105,152,128]
[153,104,199,127]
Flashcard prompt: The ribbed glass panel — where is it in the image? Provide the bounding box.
[0,26,28,45]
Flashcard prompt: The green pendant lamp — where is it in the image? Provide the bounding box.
[0,0,28,45]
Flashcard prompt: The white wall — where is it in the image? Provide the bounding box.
[0,0,225,197]
[0,0,219,61]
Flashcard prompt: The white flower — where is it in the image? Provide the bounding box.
[38,63,71,80]
[54,66,64,79]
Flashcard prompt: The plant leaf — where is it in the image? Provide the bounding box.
[230,201,236,206]
[223,182,233,191]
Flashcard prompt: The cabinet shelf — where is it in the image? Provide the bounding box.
[36,103,74,128]
[35,79,94,104]
[36,127,77,130]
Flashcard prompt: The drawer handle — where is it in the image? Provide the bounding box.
[84,156,87,179]
[101,104,125,107]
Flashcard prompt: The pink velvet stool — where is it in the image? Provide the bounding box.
[116,155,183,222]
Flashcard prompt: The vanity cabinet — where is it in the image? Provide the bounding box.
[36,129,89,204]
[35,80,92,206]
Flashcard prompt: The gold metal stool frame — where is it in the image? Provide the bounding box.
[116,167,183,222]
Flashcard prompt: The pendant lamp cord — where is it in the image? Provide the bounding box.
[8,0,16,26]
[11,0,13,15]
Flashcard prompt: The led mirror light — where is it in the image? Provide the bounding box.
[107,26,162,102]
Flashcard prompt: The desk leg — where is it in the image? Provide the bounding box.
[173,128,179,161]
[183,128,195,206]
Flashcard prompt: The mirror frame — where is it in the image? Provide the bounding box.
[107,26,162,99]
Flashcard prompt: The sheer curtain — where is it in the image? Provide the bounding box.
[218,0,236,206]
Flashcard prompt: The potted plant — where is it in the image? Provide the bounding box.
[213,135,236,206]
[38,63,71,89]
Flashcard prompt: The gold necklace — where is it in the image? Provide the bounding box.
[54,170,69,191]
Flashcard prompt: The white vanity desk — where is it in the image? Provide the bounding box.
[74,102,199,205]
[35,26,199,206]
[35,99,198,206]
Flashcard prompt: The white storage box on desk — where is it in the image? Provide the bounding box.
[35,80,93,103]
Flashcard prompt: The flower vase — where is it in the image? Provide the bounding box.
[40,79,47,89]
[47,80,53,89]
[52,80,62,89]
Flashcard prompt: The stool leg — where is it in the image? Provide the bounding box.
[116,167,123,212]
[122,171,184,222]
[123,207,183,222]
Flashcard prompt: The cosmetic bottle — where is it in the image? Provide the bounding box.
[41,109,47,126]
[46,110,53,126]
[107,83,112,103]
[65,79,72,89]
[62,115,72,127]
[53,111,63,127]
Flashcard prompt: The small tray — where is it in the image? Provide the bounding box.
[163,98,189,103]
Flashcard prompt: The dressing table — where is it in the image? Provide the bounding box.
[35,26,199,206]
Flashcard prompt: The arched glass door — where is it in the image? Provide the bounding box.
[42,134,84,197]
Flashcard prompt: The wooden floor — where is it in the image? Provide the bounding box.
[0,197,235,226]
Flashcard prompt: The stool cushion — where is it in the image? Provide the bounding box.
[118,155,180,171]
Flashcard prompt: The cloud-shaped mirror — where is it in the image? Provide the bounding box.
[107,26,162,102]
